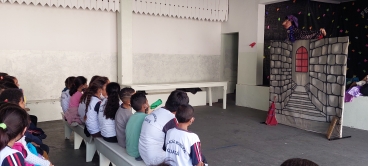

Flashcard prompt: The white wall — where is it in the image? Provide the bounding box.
[132,14,222,84]
[132,14,223,101]
[221,0,273,110]
[0,3,118,101]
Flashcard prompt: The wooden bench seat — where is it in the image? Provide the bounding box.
[95,137,145,166]
[61,113,96,162]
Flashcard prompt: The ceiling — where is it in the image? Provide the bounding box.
[312,0,355,4]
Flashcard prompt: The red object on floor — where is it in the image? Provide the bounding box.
[266,96,278,126]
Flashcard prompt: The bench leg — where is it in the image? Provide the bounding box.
[86,141,96,162]
[74,133,83,149]
[223,85,227,109]
[64,124,72,140]
[208,87,212,106]
[99,152,111,166]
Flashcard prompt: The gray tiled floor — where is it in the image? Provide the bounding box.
[39,99,368,166]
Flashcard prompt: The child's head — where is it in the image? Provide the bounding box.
[1,75,19,87]
[65,76,76,89]
[81,79,109,112]
[96,77,110,98]
[103,82,121,120]
[281,158,318,166]
[1,82,18,89]
[0,73,8,81]
[0,103,29,150]
[131,92,148,112]
[69,76,87,96]
[119,87,135,106]
[175,104,195,124]
[165,90,189,113]
[89,75,101,85]
[0,89,25,109]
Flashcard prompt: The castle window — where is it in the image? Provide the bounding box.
[296,46,308,72]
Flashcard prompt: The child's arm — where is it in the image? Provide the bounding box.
[190,141,204,166]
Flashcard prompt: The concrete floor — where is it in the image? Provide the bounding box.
[39,99,368,166]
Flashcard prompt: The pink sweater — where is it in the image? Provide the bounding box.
[69,91,82,108]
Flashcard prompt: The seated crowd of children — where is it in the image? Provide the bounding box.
[0,72,53,166]
[60,75,208,166]
[0,73,319,166]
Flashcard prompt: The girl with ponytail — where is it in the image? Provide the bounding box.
[83,78,109,137]
[64,76,87,126]
[0,103,29,166]
[98,82,121,142]
[0,91,53,166]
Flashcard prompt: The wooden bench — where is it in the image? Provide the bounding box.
[61,113,96,162]
[122,81,228,109]
[95,137,145,166]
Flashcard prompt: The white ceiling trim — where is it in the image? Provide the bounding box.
[132,0,229,22]
[0,0,121,12]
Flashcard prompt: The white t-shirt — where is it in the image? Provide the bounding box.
[139,107,177,165]
[98,98,116,138]
[60,90,71,113]
[0,146,24,166]
[78,100,87,123]
[165,128,203,166]
[85,96,101,135]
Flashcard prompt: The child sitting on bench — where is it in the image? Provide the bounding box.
[115,87,135,148]
[98,82,121,142]
[164,104,207,166]
[125,92,149,161]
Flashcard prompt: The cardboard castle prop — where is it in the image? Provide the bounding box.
[269,37,348,138]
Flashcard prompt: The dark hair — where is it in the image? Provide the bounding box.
[99,76,109,83]
[0,89,24,104]
[281,158,318,166]
[130,92,147,111]
[165,90,189,112]
[81,79,108,113]
[0,73,8,80]
[119,87,135,101]
[1,76,16,85]
[103,82,121,120]
[65,76,76,89]
[69,76,87,96]
[0,103,29,150]
[89,75,101,85]
[0,85,5,94]
[175,104,194,123]
[1,82,18,89]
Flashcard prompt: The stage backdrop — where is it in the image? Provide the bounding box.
[270,37,348,138]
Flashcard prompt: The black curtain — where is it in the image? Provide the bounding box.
[339,0,368,82]
[263,0,368,86]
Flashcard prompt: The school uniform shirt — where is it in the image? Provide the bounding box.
[78,100,87,123]
[85,96,102,135]
[60,89,71,113]
[0,146,26,166]
[98,98,117,138]
[115,106,133,148]
[125,112,147,158]
[165,128,203,166]
[138,107,178,165]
